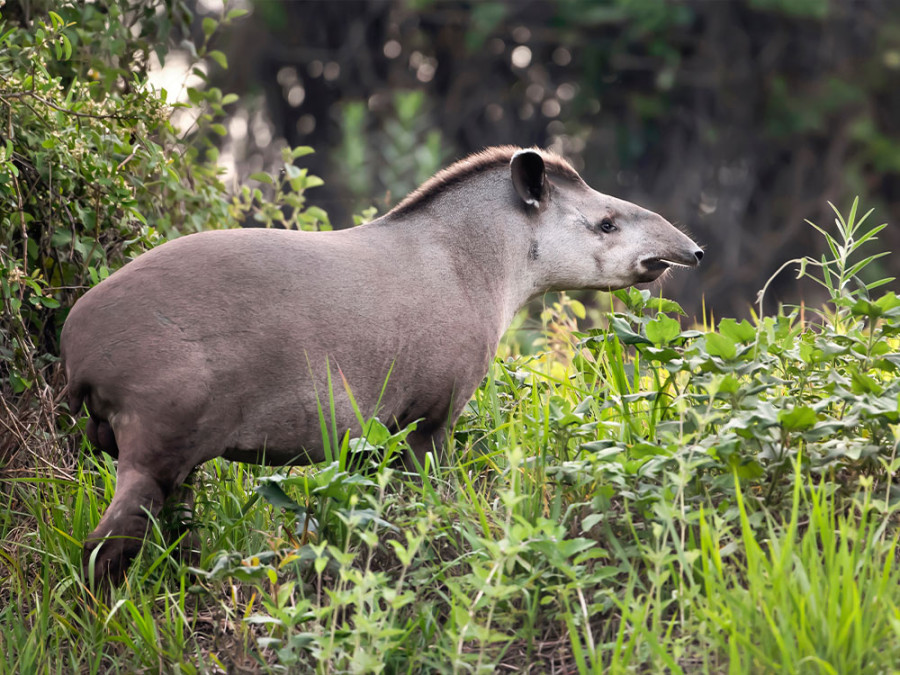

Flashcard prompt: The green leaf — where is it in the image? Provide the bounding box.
[854,222,888,247]
[850,299,882,319]
[645,297,686,315]
[291,146,315,159]
[186,87,203,105]
[778,406,817,431]
[304,206,329,223]
[208,50,228,70]
[844,251,889,280]
[191,67,210,83]
[875,292,900,313]
[255,480,305,513]
[226,8,251,21]
[569,298,586,320]
[718,318,755,343]
[645,314,681,345]
[850,369,883,395]
[713,374,740,395]
[221,93,239,105]
[729,456,765,480]
[360,418,391,446]
[202,17,218,37]
[210,123,227,136]
[631,442,670,458]
[610,316,651,346]
[705,332,737,360]
[0,29,16,48]
[11,373,33,393]
[249,172,273,184]
[866,277,896,291]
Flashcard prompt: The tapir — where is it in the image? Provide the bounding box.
[61,146,703,584]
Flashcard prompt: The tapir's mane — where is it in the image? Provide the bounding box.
[388,146,584,217]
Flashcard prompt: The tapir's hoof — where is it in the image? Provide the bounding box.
[82,532,145,588]
[83,538,142,588]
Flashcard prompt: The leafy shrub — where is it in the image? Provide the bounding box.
[225,201,899,671]
[0,1,325,462]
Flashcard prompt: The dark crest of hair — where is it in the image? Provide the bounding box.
[388,146,584,217]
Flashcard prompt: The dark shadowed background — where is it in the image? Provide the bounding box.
[191,0,900,319]
[7,0,899,320]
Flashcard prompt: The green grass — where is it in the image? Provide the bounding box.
[2,201,900,673]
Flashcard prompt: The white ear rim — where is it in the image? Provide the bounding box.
[510,149,537,161]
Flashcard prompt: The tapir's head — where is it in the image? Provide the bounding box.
[510,149,703,292]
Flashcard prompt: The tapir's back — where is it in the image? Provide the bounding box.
[64,229,329,389]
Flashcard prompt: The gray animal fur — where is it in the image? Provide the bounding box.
[61,146,702,584]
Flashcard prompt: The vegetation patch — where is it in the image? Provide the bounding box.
[2,3,899,674]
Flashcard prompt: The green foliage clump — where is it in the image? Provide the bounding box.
[1,4,217,397]
[5,200,895,673]
[0,2,326,450]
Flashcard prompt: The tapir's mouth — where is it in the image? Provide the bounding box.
[638,258,673,282]
[637,254,700,282]
[644,258,672,272]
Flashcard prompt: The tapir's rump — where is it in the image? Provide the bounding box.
[61,146,703,584]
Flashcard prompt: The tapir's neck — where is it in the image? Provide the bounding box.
[374,183,540,338]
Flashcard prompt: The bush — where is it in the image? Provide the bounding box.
[0,1,324,462]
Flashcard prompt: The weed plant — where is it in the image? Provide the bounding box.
[2,201,899,674]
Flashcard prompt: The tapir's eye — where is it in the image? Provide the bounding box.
[599,218,617,233]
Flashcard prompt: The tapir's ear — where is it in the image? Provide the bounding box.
[510,149,547,208]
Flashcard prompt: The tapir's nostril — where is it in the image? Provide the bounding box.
[694,249,704,263]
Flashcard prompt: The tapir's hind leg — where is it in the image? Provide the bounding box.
[83,422,197,586]
[85,417,119,458]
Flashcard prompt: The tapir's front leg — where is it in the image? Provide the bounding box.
[403,424,449,470]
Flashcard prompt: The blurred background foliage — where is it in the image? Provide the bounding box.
[199,0,900,316]
[2,0,900,429]
[5,0,900,319]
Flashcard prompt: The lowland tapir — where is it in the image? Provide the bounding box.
[61,147,703,584]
